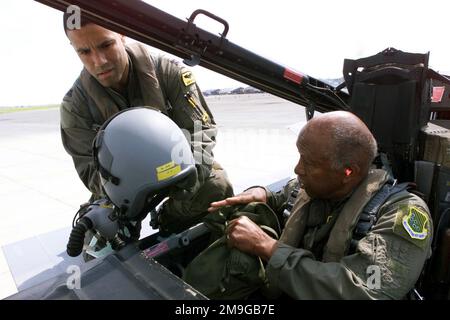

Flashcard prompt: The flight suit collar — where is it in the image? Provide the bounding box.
[279,169,390,261]
[125,42,167,113]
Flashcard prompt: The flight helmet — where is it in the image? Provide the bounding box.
[92,107,197,219]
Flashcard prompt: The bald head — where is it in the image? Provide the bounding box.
[294,111,377,200]
[299,111,377,174]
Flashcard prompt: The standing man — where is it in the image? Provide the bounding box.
[209,111,433,299]
[61,13,233,236]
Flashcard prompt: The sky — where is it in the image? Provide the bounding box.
[1,0,450,106]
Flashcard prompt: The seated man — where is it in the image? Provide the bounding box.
[209,111,433,299]
[60,13,233,236]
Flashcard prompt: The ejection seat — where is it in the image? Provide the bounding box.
[343,47,431,182]
[343,48,450,299]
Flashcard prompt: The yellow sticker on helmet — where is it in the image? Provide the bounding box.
[100,203,114,209]
[182,71,195,87]
[156,161,181,181]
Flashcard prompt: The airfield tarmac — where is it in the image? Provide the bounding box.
[0,93,307,298]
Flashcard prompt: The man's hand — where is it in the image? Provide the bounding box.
[226,216,278,261]
[208,187,267,212]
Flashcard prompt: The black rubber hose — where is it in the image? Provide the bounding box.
[66,217,93,257]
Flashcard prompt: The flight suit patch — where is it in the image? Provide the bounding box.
[181,71,196,87]
[402,207,429,240]
[393,205,430,250]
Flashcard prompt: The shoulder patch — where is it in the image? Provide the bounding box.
[181,71,196,87]
[402,207,429,240]
[393,205,430,249]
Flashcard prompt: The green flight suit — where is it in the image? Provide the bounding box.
[263,169,433,299]
[60,42,233,234]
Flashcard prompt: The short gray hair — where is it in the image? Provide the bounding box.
[327,123,378,171]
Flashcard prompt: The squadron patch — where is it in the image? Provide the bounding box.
[393,205,430,249]
[402,207,429,240]
[182,71,196,87]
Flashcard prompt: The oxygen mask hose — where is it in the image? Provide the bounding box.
[67,217,93,257]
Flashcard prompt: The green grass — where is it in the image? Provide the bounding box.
[0,104,60,114]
